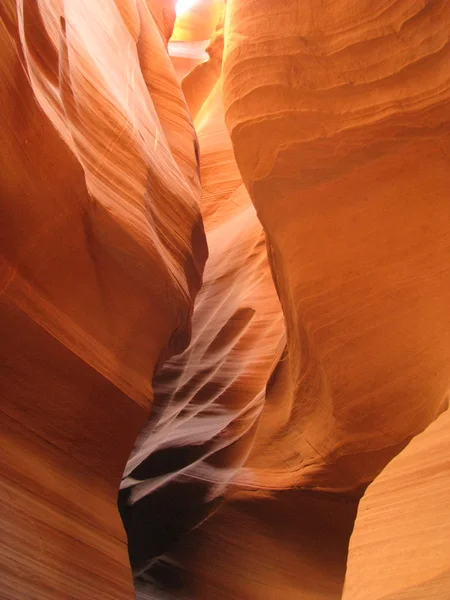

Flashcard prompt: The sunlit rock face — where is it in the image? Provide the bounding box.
[127,0,450,597]
[155,489,358,600]
[2,0,450,599]
[223,0,450,492]
[0,0,206,597]
[1,0,206,409]
[343,407,450,600]
[169,0,222,79]
[120,5,286,575]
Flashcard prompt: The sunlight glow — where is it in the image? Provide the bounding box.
[176,0,200,16]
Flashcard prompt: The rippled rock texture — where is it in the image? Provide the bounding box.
[223,0,450,492]
[120,2,286,576]
[1,0,205,598]
[1,0,450,599]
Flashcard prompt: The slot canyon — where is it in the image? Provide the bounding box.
[1,0,450,598]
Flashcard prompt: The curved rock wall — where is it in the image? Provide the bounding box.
[0,1,206,597]
[120,13,286,573]
[222,0,450,491]
[1,1,450,599]
[343,407,450,600]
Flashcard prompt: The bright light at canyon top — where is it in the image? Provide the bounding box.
[176,0,199,15]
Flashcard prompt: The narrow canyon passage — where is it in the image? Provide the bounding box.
[1,1,449,599]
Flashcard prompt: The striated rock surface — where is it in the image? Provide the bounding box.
[223,0,450,492]
[120,8,286,574]
[2,0,450,598]
[343,407,450,600]
[163,489,358,600]
[0,0,206,597]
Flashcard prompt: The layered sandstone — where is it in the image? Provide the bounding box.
[1,0,450,599]
[164,489,358,600]
[125,4,359,598]
[223,0,450,492]
[169,0,222,79]
[121,9,286,573]
[0,1,206,597]
[343,407,450,600]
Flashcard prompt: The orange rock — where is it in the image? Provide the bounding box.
[121,14,286,572]
[145,0,176,43]
[2,0,450,597]
[171,0,222,43]
[168,489,358,600]
[0,0,206,597]
[223,0,450,492]
[180,6,224,119]
[169,0,223,81]
[343,407,450,600]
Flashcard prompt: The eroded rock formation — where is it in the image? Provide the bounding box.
[119,7,286,574]
[1,0,449,599]
[222,0,450,491]
[343,407,450,600]
[0,1,206,598]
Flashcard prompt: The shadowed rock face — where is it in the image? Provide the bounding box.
[120,9,286,573]
[1,1,450,599]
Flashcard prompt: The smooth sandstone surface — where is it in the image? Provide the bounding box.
[164,489,358,600]
[169,0,222,80]
[223,0,450,491]
[126,5,360,599]
[121,12,286,574]
[1,0,450,598]
[343,408,450,600]
[0,0,206,597]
